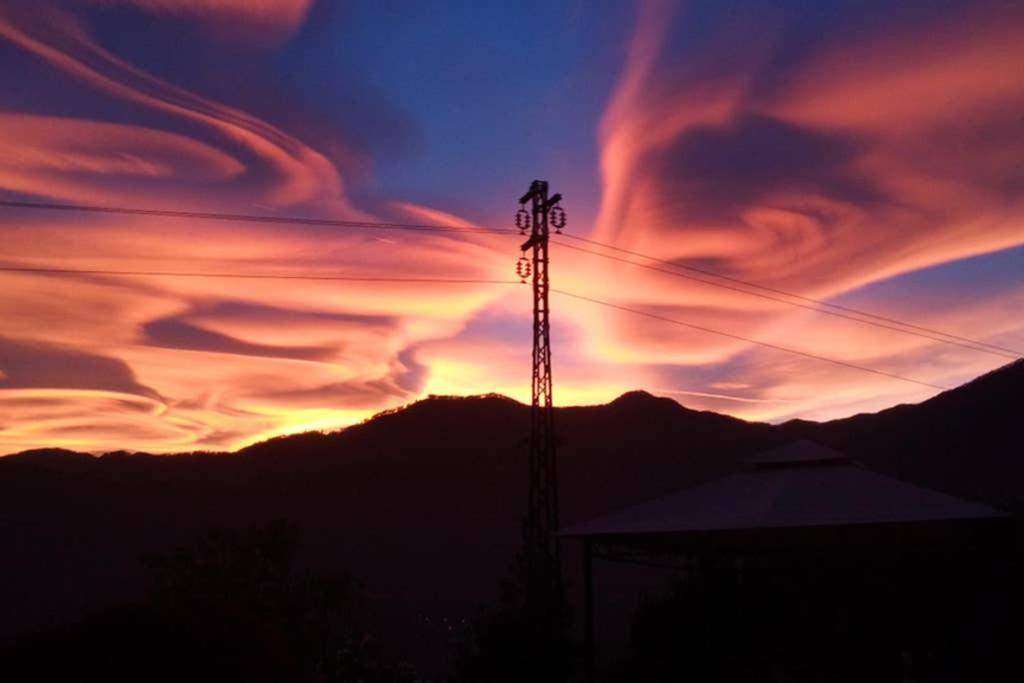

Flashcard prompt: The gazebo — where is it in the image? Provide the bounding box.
[560,440,1012,679]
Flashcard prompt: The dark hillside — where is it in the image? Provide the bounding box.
[1,361,1020,670]
[804,359,1024,504]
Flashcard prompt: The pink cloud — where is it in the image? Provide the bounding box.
[83,0,315,42]
[0,3,354,209]
[578,1,1024,398]
[0,113,244,204]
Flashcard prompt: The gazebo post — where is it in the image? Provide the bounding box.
[583,538,595,681]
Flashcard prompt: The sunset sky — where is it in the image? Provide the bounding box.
[1,0,1022,455]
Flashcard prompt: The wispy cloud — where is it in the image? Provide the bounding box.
[576,0,1024,419]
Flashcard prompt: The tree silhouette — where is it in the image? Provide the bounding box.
[452,549,573,683]
[3,522,417,682]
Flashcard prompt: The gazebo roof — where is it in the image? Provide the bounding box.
[561,440,1005,538]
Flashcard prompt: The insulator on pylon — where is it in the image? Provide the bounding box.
[516,255,532,283]
[550,205,566,233]
[515,207,530,235]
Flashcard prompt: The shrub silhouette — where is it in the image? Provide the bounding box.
[3,522,417,682]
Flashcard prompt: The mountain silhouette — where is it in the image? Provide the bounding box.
[1,360,1021,668]
[787,359,1024,504]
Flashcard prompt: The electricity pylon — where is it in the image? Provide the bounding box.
[516,180,566,583]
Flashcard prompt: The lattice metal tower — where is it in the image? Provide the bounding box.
[516,180,566,576]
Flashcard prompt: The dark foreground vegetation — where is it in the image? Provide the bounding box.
[1,517,1020,681]
[2,522,421,681]
[605,546,1019,682]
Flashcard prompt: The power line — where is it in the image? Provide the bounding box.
[3,261,948,390]
[0,199,516,235]
[2,197,1017,359]
[0,265,518,285]
[552,288,949,391]
[553,239,1022,361]
[560,233,1023,358]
